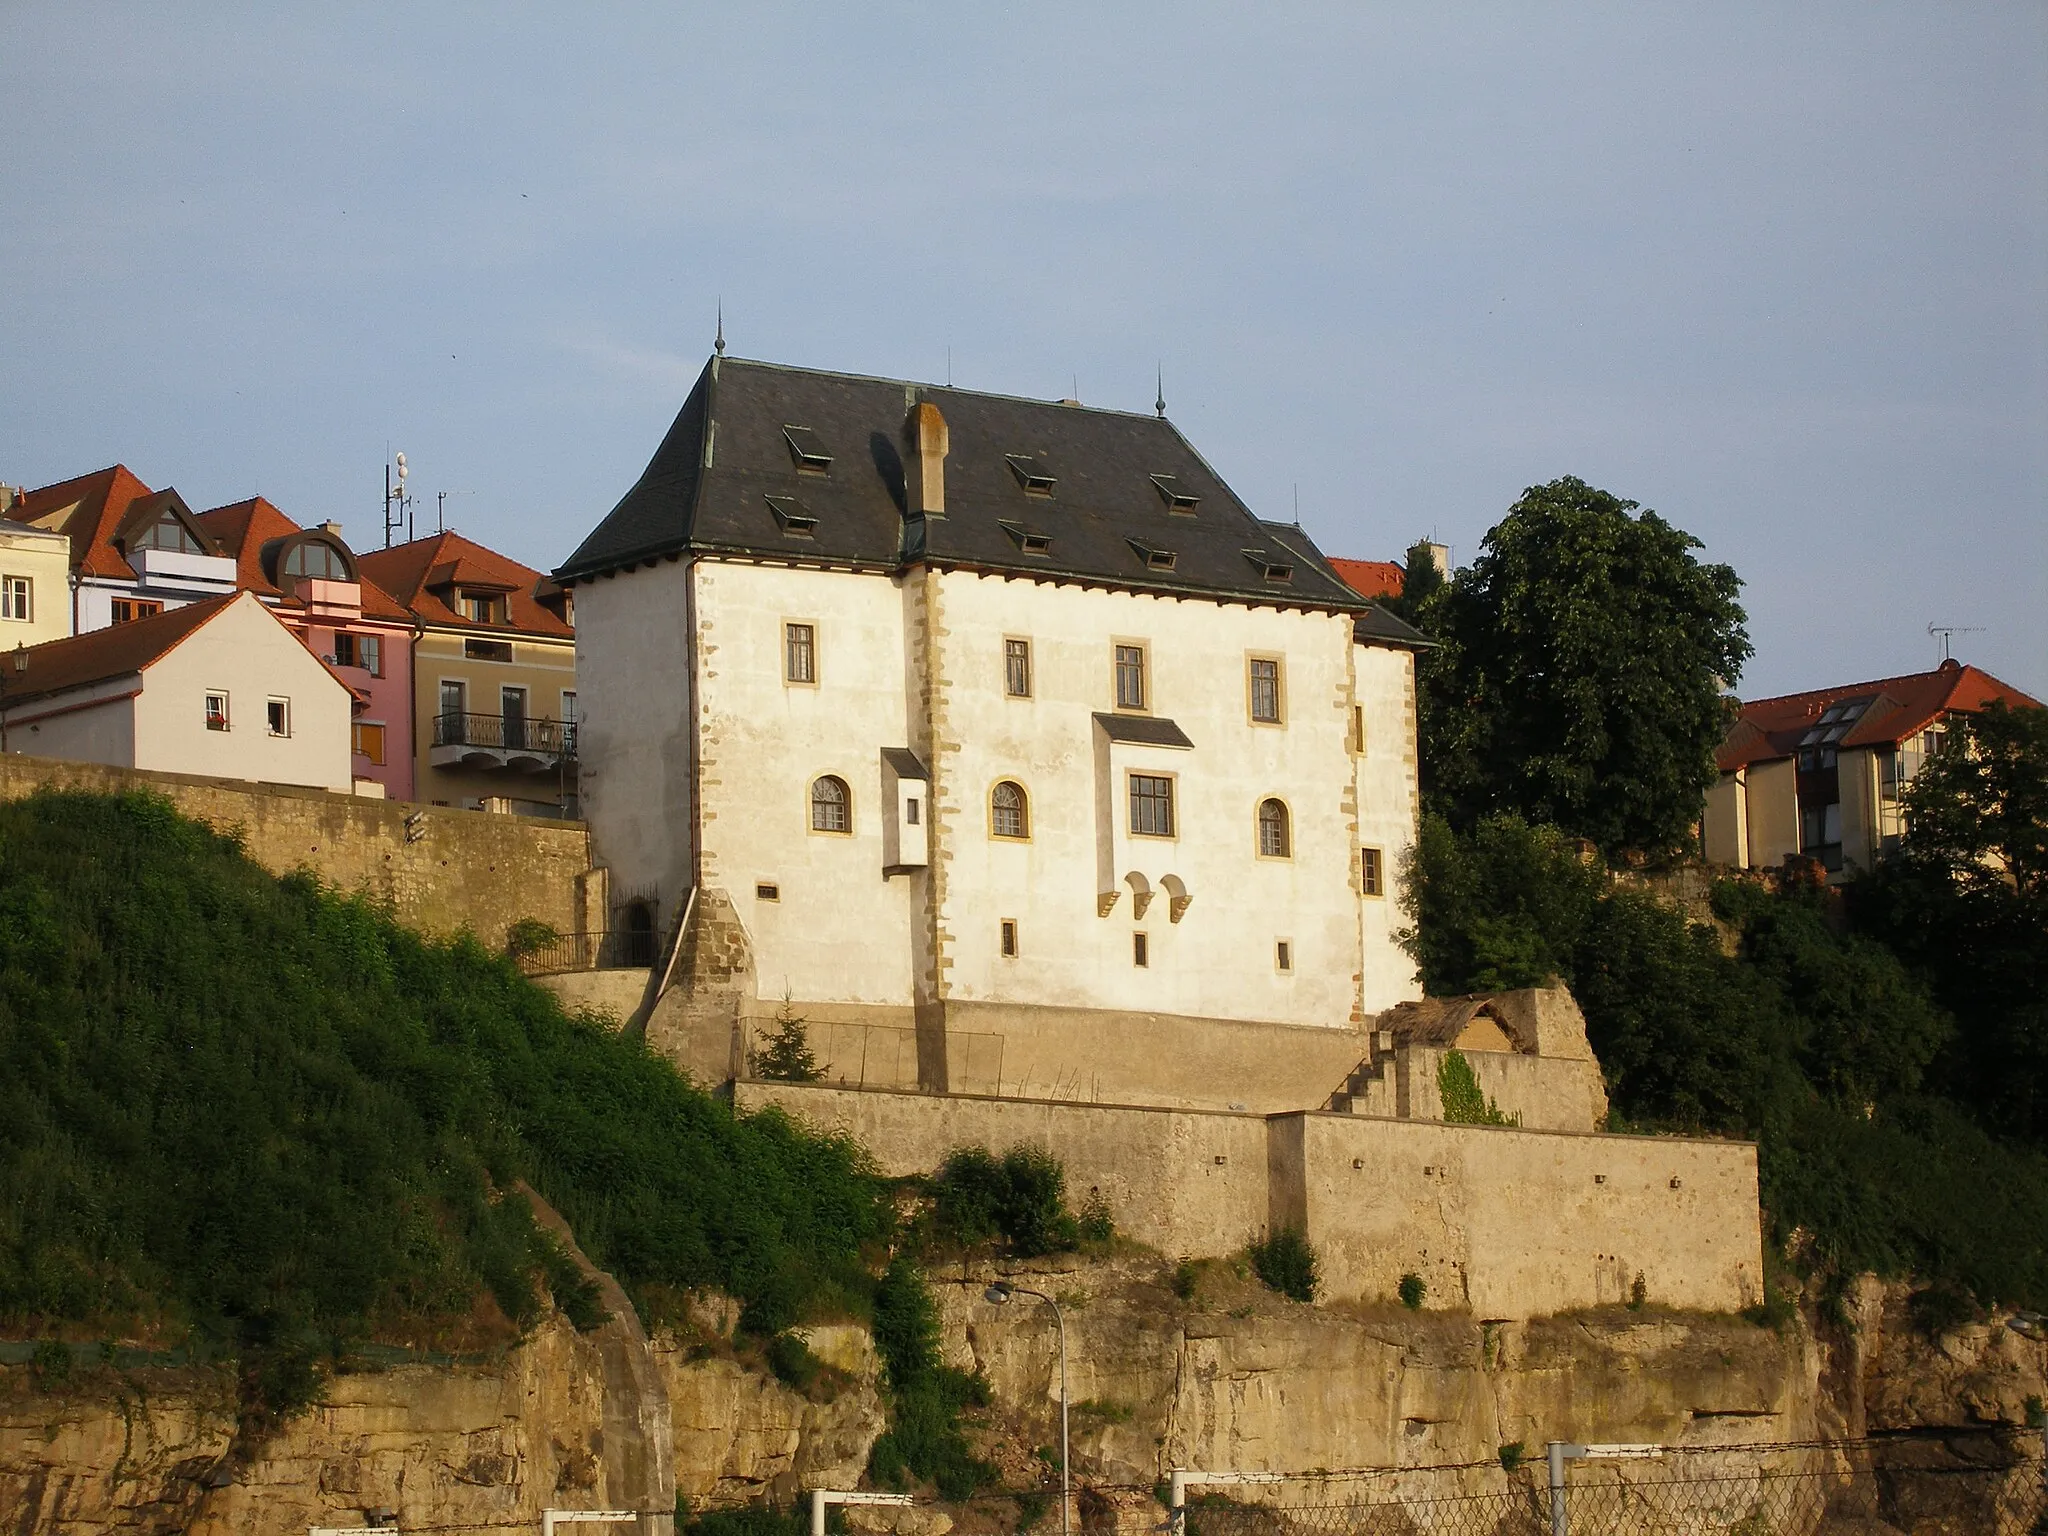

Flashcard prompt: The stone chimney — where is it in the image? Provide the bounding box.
[908,401,948,516]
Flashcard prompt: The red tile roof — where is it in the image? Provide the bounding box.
[358,531,573,640]
[1329,557,1406,601]
[6,464,162,580]
[1718,660,2042,772]
[196,497,413,623]
[0,592,242,706]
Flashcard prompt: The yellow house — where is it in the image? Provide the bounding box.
[358,531,577,815]
[0,518,76,648]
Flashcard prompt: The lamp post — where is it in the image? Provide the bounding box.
[984,1280,1069,1536]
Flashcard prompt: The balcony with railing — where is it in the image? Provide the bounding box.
[509,928,658,976]
[430,711,577,773]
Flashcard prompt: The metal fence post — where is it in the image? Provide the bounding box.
[1546,1442,1568,1536]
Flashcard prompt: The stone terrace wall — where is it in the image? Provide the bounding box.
[0,753,594,950]
[739,1082,1761,1319]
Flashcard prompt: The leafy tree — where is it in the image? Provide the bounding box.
[1248,1227,1319,1302]
[930,1145,1080,1257]
[1856,701,2048,1136]
[1413,478,1750,859]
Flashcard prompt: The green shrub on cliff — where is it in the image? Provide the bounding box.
[0,789,890,1402]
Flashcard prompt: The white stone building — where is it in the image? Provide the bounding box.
[558,356,1427,1095]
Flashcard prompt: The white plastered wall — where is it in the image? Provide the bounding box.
[572,556,699,915]
[1745,757,1800,869]
[1838,745,1882,876]
[7,684,139,765]
[1353,640,1422,1012]
[691,560,922,1008]
[129,594,354,790]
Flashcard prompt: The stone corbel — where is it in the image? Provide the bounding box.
[1097,890,1120,918]
[1131,890,1154,920]
[1169,894,1192,923]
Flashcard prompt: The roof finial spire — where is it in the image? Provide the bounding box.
[714,300,725,356]
[1155,364,1166,418]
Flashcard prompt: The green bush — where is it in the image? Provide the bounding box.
[866,1254,994,1499]
[931,1145,1082,1257]
[678,1503,807,1536]
[765,1331,821,1392]
[504,917,561,958]
[1248,1227,1319,1303]
[1437,1050,1517,1126]
[1170,1258,1199,1301]
[1398,1273,1426,1310]
[0,789,893,1413]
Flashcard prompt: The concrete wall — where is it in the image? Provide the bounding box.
[737,1082,1272,1260]
[741,1082,1762,1319]
[1273,1113,1761,1317]
[130,593,355,792]
[0,754,593,948]
[1744,757,1800,869]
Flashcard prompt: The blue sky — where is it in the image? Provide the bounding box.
[4,4,2042,697]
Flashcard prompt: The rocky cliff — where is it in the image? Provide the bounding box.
[4,1250,2044,1535]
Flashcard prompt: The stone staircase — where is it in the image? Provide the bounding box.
[1326,1028,1400,1116]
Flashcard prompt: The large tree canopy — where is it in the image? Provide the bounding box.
[1413,477,1750,859]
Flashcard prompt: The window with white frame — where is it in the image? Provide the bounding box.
[205,692,230,731]
[0,576,30,622]
[266,698,290,737]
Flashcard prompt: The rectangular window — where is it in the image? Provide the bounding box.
[785,621,817,684]
[1248,657,1282,723]
[352,721,386,765]
[463,637,513,662]
[1000,919,1019,958]
[111,598,163,625]
[1276,940,1293,972]
[205,692,230,731]
[266,698,290,737]
[1362,847,1384,897]
[560,690,578,723]
[1129,773,1175,838]
[0,576,30,622]
[1352,705,1366,755]
[333,632,383,676]
[756,882,780,902]
[501,686,528,749]
[1133,931,1149,968]
[1114,643,1147,710]
[462,592,503,625]
[1005,637,1032,698]
[905,797,921,826]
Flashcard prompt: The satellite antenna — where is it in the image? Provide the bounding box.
[1927,623,1984,663]
[383,452,414,548]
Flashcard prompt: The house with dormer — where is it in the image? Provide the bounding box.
[556,354,1427,1094]
[8,466,242,629]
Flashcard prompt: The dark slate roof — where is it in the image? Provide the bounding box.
[559,356,1394,621]
[1093,712,1195,749]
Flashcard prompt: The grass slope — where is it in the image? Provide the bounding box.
[0,789,890,1394]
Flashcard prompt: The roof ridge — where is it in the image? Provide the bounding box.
[720,354,1180,423]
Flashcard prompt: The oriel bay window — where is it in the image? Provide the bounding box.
[1128,773,1174,837]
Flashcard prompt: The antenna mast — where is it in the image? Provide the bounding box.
[1926,623,1985,663]
[383,453,413,548]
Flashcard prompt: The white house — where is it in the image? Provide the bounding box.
[0,589,355,791]
[558,355,1426,1095]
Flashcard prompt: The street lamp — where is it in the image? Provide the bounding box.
[985,1280,1069,1536]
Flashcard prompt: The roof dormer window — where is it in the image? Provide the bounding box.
[1242,549,1295,582]
[781,425,833,474]
[1005,454,1057,496]
[1128,539,1177,572]
[1149,474,1200,513]
[999,521,1053,556]
[134,511,205,554]
[765,495,818,537]
[283,539,351,581]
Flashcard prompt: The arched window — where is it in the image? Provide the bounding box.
[284,539,350,580]
[1257,798,1291,858]
[991,780,1029,839]
[135,512,204,554]
[810,775,850,833]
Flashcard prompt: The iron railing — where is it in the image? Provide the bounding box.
[433,711,577,760]
[510,928,658,976]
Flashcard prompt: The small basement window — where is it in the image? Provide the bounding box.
[1276,940,1292,972]
[1004,454,1057,495]
[765,495,818,536]
[756,882,780,902]
[1000,919,1019,958]
[782,425,833,473]
[1128,540,1177,572]
[1133,931,1149,968]
[1149,474,1201,512]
